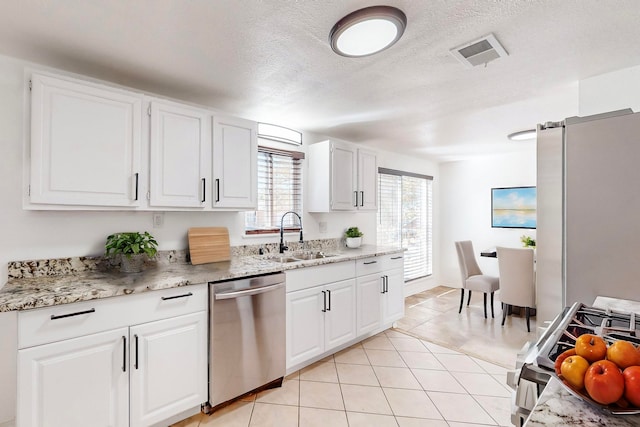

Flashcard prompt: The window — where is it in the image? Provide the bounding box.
[245,146,304,234]
[377,168,433,281]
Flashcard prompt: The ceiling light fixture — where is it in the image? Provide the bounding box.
[507,129,536,141]
[329,6,407,58]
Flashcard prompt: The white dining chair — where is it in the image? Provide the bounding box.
[455,241,500,318]
[496,246,536,332]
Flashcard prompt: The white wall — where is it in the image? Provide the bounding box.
[579,65,640,115]
[438,147,537,287]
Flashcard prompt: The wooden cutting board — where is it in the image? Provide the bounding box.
[188,227,231,265]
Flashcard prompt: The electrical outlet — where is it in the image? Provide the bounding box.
[152,213,164,228]
[319,221,327,233]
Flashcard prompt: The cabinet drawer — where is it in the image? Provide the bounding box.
[382,253,405,271]
[286,261,355,293]
[356,257,383,276]
[18,284,207,349]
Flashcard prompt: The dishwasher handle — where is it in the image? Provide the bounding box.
[215,282,285,300]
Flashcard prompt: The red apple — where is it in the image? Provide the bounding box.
[584,360,625,405]
[623,366,640,407]
[575,334,607,363]
[608,340,640,369]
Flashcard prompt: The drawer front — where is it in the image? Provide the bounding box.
[356,257,383,276]
[18,284,207,349]
[286,261,355,293]
[382,252,405,271]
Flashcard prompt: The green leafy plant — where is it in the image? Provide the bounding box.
[520,235,536,248]
[105,231,158,259]
[345,227,364,238]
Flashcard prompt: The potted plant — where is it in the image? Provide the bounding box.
[345,227,364,248]
[520,235,536,249]
[105,231,158,273]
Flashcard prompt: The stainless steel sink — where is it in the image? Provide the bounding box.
[270,256,300,263]
[292,252,337,261]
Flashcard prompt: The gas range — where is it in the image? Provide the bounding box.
[508,302,640,425]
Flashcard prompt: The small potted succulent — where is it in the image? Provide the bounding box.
[345,227,364,249]
[520,235,536,248]
[105,231,158,273]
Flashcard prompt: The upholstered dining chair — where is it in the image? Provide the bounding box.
[496,246,536,332]
[455,241,500,318]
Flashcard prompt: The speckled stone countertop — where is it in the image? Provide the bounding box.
[0,244,404,312]
[525,296,640,426]
[525,378,640,426]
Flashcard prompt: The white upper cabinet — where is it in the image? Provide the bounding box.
[357,148,378,211]
[29,73,143,207]
[308,140,377,212]
[148,99,211,208]
[212,116,257,209]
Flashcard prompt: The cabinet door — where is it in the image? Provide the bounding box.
[129,311,207,427]
[30,73,142,207]
[356,274,383,336]
[324,279,357,351]
[286,287,324,369]
[330,142,357,210]
[17,327,129,427]
[382,269,405,324]
[149,100,211,207]
[357,149,378,211]
[212,116,257,209]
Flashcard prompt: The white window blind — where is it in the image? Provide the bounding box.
[377,168,433,281]
[245,146,304,234]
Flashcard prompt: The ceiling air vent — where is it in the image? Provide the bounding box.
[450,33,508,68]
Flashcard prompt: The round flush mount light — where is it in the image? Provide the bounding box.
[507,129,536,141]
[329,6,407,58]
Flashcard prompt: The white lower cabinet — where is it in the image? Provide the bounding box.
[18,328,129,427]
[129,312,207,427]
[356,273,383,336]
[286,252,405,372]
[16,286,208,427]
[286,279,356,368]
[382,268,405,324]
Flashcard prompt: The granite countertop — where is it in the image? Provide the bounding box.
[0,244,404,312]
[525,296,640,426]
[525,377,640,426]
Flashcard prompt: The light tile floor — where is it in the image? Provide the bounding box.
[171,329,513,427]
[396,286,536,368]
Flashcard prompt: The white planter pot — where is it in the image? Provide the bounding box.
[346,237,362,248]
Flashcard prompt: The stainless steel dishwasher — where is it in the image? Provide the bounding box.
[208,272,286,410]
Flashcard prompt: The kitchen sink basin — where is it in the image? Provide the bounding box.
[270,256,300,263]
[292,252,337,261]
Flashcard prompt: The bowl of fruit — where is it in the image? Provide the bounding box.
[554,333,640,414]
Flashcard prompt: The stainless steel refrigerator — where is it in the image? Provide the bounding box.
[536,109,640,326]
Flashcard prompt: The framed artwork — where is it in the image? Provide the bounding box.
[491,186,536,229]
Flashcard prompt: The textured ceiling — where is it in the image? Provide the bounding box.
[0,0,639,162]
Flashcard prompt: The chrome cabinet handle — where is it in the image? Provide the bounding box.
[321,291,327,312]
[122,336,127,372]
[134,334,139,370]
[50,308,95,320]
[360,191,364,207]
[215,283,284,300]
[215,179,220,202]
[363,261,377,265]
[354,191,358,207]
[161,292,193,301]
[391,256,403,260]
[201,178,206,203]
